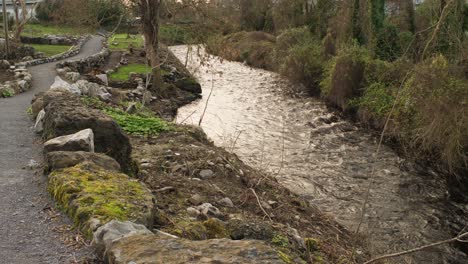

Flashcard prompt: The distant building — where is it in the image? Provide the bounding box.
[0,0,43,18]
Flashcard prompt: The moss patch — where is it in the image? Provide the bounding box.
[171,219,230,240]
[48,163,154,237]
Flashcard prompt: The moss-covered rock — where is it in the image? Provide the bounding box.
[48,163,155,237]
[41,90,133,173]
[171,218,230,240]
[105,235,283,264]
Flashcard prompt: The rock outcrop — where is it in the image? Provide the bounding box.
[104,234,282,264]
[48,164,155,237]
[92,221,282,264]
[44,128,95,153]
[41,91,133,173]
[45,151,121,172]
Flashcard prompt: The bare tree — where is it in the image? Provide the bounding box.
[136,0,163,92]
[2,0,9,56]
[11,0,36,41]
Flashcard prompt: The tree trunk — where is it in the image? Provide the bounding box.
[139,0,163,93]
[406,0,416,33]
[2,0,9,57]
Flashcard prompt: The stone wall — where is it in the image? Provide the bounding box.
[0,63,33,98]
[20,35,79,46]
[19,36,90,67]
[56,46,110,73]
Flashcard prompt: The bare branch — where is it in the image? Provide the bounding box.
[364,231,468,264]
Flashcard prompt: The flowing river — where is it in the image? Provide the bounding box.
[170,46,468,263]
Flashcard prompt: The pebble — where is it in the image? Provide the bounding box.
[140,163,151,169]
[199,169,214,179]
[189,194,203,205]
[260,201,272,210]
[218,197,234,208]
[187,207,200,217]
[154,187,175,193]
[267,200,278,207]
[197,203,222,219]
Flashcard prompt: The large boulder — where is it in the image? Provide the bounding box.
[44,128,95,153]
[31,92,45,118]
[34,109,46,134]
[174,78,202,94]
[48,164,155,237]
[0,60,10,69]
[101,234,283,264]
[46,151,121,172]
[50,76,81,95]
[42,91,133,173]
[92,220,153,257]
[73,80,111,101]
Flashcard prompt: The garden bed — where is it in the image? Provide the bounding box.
[27,44,73,57]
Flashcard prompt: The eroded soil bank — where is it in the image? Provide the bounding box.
[172,45,468,264]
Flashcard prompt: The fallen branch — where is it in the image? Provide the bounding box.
[364,231,468,264]
[249,188,272,222]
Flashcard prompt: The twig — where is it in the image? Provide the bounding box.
[421,0,455,60]
[198,71,215,126]
[229,130,243,152]
[179,108,198,124]
[355,71,412,234]
[364,231,468,264]
[154,229,179,238]
[249,188,272,222]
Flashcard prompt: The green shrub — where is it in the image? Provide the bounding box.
[160,25,193,45]
[375,23,401,61]
[397,31,415,58]
[320,42,370,109]
[401,55,467,171]
[275,27,313,64]
[350,82,395,117]
[1,88,15,98]
[279,37,325,94]
[35,0,62,22]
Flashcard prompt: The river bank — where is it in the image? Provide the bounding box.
[27,33,370,262]
[172,45,468,263]
[206,30,468,203]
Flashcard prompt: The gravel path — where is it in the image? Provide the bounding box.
[0,36,104,264]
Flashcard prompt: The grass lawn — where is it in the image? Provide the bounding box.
[22,23,94,37]
[109,34,144,51]
[109,63,151,81]
[28,44,73,57]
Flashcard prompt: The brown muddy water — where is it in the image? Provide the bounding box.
[170,45,468,264]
